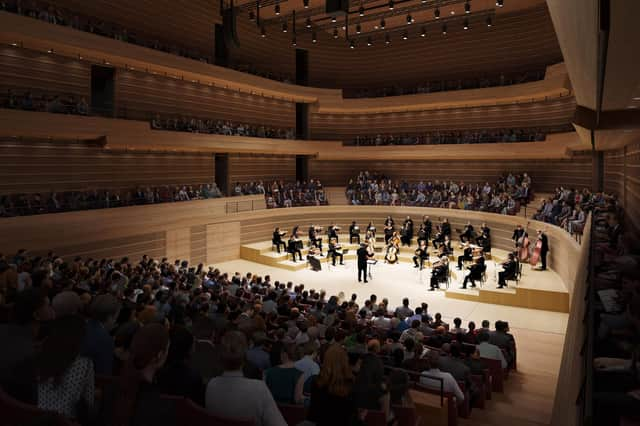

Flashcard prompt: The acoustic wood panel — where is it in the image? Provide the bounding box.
[115,69,296,128]
[190,224,207,265]
[0,138,215,193]
[47,0,218,60]
[309,152,593,192]
[0,46,90,99]
[166,227,191,264]
[624,142,640,238]
[310,96,576,140]
[604,147,625,198]
[206,222,241,264]
[228,154,297,185]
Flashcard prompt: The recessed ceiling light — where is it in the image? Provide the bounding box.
[627,105,638,109]
[11,42,18,46]
[633,97,640,101]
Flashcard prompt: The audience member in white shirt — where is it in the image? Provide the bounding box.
[419,352,465,402]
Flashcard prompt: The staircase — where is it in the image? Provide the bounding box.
[517,193,551,218]
[325,186,348,205]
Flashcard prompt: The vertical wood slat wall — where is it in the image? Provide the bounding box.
[228,154,297,185]
[605,142,640,238]
[309,152,593,193]
[0,139,216,193]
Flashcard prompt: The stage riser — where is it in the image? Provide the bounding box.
[445,287,569,313]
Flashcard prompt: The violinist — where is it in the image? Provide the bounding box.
[307,245,322,271]
[457,242,473,270]
[350,221,361,244]
[288,235,303,262]
[367,221,377,238]
[441,218,452,238]
[422,215,433,241]
[461,255,486,289]
[429,254,449,291]
[432,225,444,249]
[476,223,491,253]
[308,225,323,254]
[498,252,518,288]
[460,221,475,243]
[328,237,344,266]
[272,227,287,253]
[413,241,429,270]
[328,223,340,242]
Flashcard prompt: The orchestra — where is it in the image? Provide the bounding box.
[349,221,361,244]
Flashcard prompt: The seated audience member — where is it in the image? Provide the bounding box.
[419,351,465,403]
[36,315,95,422]
[389,369,414,408]
[51,290,83,318]
[206,331,286,426]
[264,342,305,404]
[82,294,120,375]
[308,345,361,426]
[188,317,224,384]
[477,331,507,369]
[157,326,205,405]
[0,288,55,403]
[114,323,176,426]
[489,320,515,366]
[354,353,391,421]
[400,320,424,344]
[294,341,320,383]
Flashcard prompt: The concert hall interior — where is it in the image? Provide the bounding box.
[0,1,638,426]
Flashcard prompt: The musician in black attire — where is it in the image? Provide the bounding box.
[512,225,525,247]
[272,227,286,253]
[287,236,303,262]
[417,224,427,246]
[441,218,452,238]
[429,255,449,291]
[476,223,491,253]
[460,221,475,243]
[432,225,445,249]
[400,224,410,247]
[402,216,414,246]
[308,225,323,254]
[497,253,518,288]
[383,216,394,245]
[537,229,549,270]
[461,256,486,289]
[413,242,428,270]
[422,216,433,241]
[328,238,344,266]
[457,243,473,269]
[357,243,372,283]
[349,221,361,244]
[328,223,339,242]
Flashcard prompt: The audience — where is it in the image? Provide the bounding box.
[2,89,89,115]
[151,114,295,140]
[233,179,328,208]
[346,170,532,214]
[348,125,574,146]
[0,247,522,426]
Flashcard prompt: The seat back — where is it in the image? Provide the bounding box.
[162,395,254,426]
[391,404,420,426]
[0,387,74,426]
[277,403,307,426]
[480,357,504,392]
[364,409,387,426]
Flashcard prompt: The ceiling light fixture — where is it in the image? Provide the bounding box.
[331,16,337,23]
[421,26,427,37]
[306,17,312,28]
[303,0,309,8]
[486,16,492,27]
[388,0,394,10]
[275,3,280,15]
[356,23,361,34]
[442,23,447,34]
[464,1,470,13]
[291,36,297,47]
[333,27,339,38]
[407,14,413,24]
[367,36,373,46]
[402,31,408,40]
[282,22,288,32]
[463,18,469,30]
[385,33,391,44]
[312,31,317,43]
[380,18,386,29]
[434,8,440,19]
[349,39,355,49]
[261,26,266,37]
[496,0,504,7]
[359,5,365,16]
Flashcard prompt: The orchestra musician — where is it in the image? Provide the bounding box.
[384,223,394,245]
[367,221,376,238]
[533,229,549,270]
[402,216,414,247]
[272,227,287,253]
[461,255,486,289]
[328,237,345,266]
[308,225,323,254]
[385,232,400,264]
[460,221,475,243]
[328,223,340,242]
[413,241,429,270]
[417,224,427,246]
[498,252,518,288]
[457,242,474,270]
[476,223,491,253]
[518,232,530,262]
[357,243,374,283]
[349,221,361,244]
[429,254,449,291]
[441,218,452,239]
[292,225,300,238]
[307,245,322,271]
[422,215,433,241]
[512,224,525,248]
[287,235,303,262]
[432,225,444,249]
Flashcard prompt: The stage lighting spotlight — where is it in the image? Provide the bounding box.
[486,16,492,27]
[359,5,365,16]
[434,8,440,19]
[385,33,391,44]
[464,1,470,13]
[275,3,280,15]
[442,23,447,34]
[282,21,288,32]
[349,39,355,49]
[333,27,339,38]
[380,18,386,29]
[312,31,317,43]
[356,23,361,34]
[367,36,373,46]
[463,18,469,30]
[306,17,312,28]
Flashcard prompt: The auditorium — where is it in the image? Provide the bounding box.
[0,0,637,425]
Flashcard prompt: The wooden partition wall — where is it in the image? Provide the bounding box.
[603,141,640,237]
[228,154,297,185]
[310,151,593,192]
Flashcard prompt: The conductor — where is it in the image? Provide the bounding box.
[357,243,373,283]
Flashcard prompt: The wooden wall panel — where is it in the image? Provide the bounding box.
[206,222,241,264]
[166,227,191,264]
[625,142,640,238]
[190,224,207,265]
[115,69,296,128]
[310,96,576,140]
[228,154,297,184]
[48,0,218,59]
[604,147,625,198]
[309,152,593,192]
[0,138,215,193]
[0,46,90,99]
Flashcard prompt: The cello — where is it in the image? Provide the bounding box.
[518,221,531,262]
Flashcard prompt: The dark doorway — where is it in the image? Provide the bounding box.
[91,65,115,117]
[295,49,309,86]
[296,103,309,140]
[214,24,229,66]
[296,155,309,182]
[215,154,230,196]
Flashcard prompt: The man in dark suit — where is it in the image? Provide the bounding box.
[422,216,433,241]
[308,225,323,254]
[497,253,517,288]
[357,243,371,283]
[328,223,339,242]
[461,257,485,289]
[328,239,344,266]
[287,236,303,262]
[441,218,452,238]
[537,229,549,270]
[460,221,475,243]
[349,221,361,244]
[457,243,473,269]
[272,227,286,253]
[512,225,525,247]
